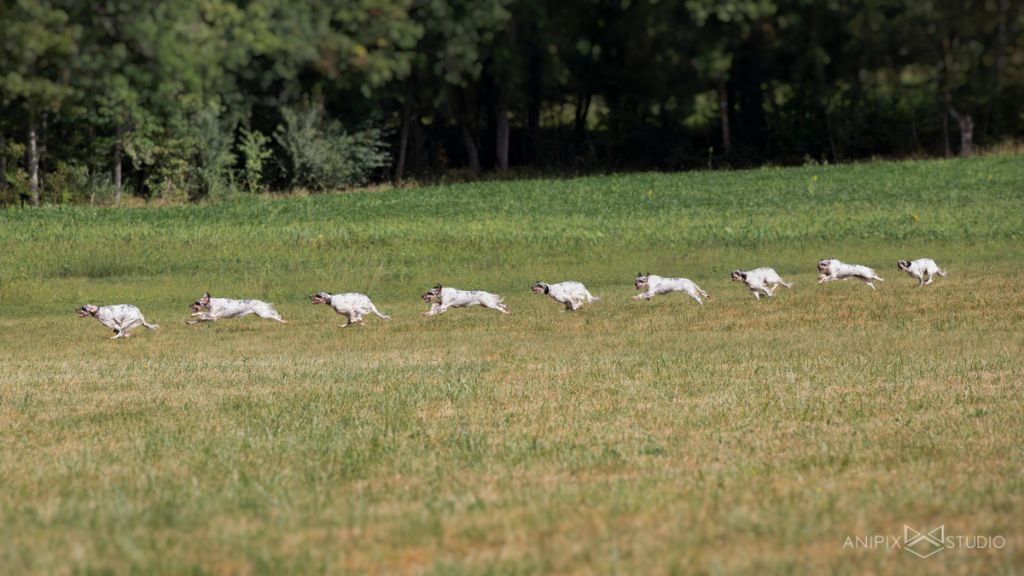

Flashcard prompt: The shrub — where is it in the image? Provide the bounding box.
[192,108,238,200]
[274,105,389,192]
[42,161,90,205]
[239,125,272,194]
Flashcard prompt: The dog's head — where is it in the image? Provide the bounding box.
[531,281,549,295]
[730,270,747,282]
[817,259,836,273]
[897,260,911,271]
[190,292,211,313]
[422,284,443,303]
[77,304,98,318]
[635,272,650,291]
[310,292,332,305]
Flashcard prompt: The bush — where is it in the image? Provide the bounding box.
[239,125,272,194]
[274,105,389,192]
[42,161,90,205]
[192,108,237,200]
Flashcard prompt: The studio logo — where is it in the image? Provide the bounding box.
[903,525,945,559]
[843,524,1006,558]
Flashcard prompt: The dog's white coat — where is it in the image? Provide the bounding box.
[79,304,159,339]
[817,259,884,290]
[311,292,390,326]
[533,281,599,310]
[731,268,793,299]
[633,274,709,304]
[188,294,287,324]
[897,258,946,287]
[422,286,509,316]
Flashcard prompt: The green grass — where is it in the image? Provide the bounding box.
[0,154,1022,574]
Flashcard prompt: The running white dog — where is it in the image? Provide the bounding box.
[78,304,159,339]
[532,281,599,311]
[187,292,287,324]
[730,268,793,299]
[421,284,509,316]
[817,259,884,290]
[633,272,709,304]
[897,258,947,287]
[310,291,390,326]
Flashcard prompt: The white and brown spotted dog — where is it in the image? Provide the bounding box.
[633,272,709,304]
[817,259,884,290]
[310,291,390,327]
[730,268,793,300]
[187,292,287,324]
[897,258,947,287]
[421,284,509,316]
[532,281,599,311]
[78,304,159,339]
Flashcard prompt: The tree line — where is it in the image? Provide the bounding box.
[1,0,1021,206]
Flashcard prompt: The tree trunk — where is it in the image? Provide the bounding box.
[526,46,543,165]
[941,36,954,157]
[941,90,953,157]
[717,80,731,156]
[574,93,591,140]
[949,108,973,157]
[395,103,410,181]
[0,130,6,192]
[461,124,481,175]
[959,115,973,157]
[113,123,124,205]
[27,114,40,207]
[495,88,510,171]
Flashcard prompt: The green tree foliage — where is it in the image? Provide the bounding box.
[1,0,1021,205]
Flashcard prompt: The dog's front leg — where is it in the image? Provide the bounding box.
[632,291,654,301]
[186,314,215,325]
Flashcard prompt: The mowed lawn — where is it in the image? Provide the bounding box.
[0,155,1022,574]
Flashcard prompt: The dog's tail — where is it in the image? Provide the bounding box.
[142,319,159,330]
[937,269,947,277]
[780,280,793,288]
[370,304,391,320]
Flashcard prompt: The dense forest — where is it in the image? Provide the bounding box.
[1,0,1021,205]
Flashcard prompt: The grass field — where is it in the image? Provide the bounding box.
[1,154,1022,574]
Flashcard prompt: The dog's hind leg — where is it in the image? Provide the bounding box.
[253,306,287,324]
[685,290,704,305]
